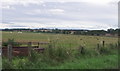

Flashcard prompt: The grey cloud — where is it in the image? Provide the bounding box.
[2,2,118,29]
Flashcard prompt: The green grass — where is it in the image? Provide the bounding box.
[49,54,118,69]
[2,31,119,69]
[2,44,118,69]
[2,49,118,69]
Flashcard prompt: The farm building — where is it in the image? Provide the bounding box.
[70,31,76,34]
[105,33,114,37]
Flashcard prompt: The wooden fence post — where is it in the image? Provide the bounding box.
[102,41,105,47]
[28,42,32,57]
[97,44,100,50]
[7,44,12,62]
[79,46,85,55]
[38,42,40,48]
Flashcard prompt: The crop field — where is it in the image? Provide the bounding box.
[2,31,119,69]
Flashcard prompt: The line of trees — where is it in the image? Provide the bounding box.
[2,28,119,36]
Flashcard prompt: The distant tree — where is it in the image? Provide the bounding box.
[107,28,115,35]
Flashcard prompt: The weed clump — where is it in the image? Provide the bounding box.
[2,39,21,47]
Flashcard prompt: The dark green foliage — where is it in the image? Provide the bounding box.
[77,46,86,55]
[2,59,13,69]
[54,47,69,62]
[44,43,69,62]
[2,39,118,69]
[85,48,99,57]
[2,39,21,47]
[74,46,99,58]
[99,47,111,54]
[109,43,117,49]
[28,50,40,62]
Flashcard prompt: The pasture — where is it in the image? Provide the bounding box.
[2,31,118,48]
[2,31,119,69]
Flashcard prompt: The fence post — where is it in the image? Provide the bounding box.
[7,44,12,62]
[79,46,85,55]
[97,44,100,50]
[28,42,32,57]
[38,42,40,48]
[102,41,105,47]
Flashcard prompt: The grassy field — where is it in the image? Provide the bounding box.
[2,31,119,69]
[2,31,118,48]
[49,54,118,69]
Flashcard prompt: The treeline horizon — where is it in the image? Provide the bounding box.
[1,28,120,36]
[1,27,119,30]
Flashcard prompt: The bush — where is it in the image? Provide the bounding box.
[54,47,69,61]
[2,39,21,47]
[85,48,99,57]
[109,43,116,49]
[2,39,117,69]
[2,58,13,69]
[99,47,111,54]
[28,49,40,62]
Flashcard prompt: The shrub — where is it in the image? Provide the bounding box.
[109,43,116,49]
[2,58,13,69]
[99,46,111,54]
[54,47,69,62]
[28,49,40,62]
[85,48,99,57]
[2,39,21,47]
[78,46,86,55]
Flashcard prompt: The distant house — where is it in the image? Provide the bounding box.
[10,32,13,33]
[41,30,44,32]
[105,33,113,37]
[114,34,118,37]
[18,32,22,33]
[44,29,52,32]
[70,31,76,34]
[40,29,52,32]
[92,34,100,36]
[33,30,36,32]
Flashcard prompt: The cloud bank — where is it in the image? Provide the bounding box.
[1,0,119,30]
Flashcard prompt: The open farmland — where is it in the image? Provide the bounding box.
[2,31,118,48]
[2,31,119,69]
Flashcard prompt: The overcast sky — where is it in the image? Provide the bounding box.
[0,0,119,30]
